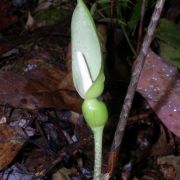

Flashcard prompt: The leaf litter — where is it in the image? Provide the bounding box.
[0,0,180,179]
[137,50,180,137]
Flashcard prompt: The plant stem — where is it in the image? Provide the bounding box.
[108,0,165,175]
[92,126,104,180]
[111,0,165,152]
[137,0,146,53]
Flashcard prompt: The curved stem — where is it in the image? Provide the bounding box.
[92,126,104,180]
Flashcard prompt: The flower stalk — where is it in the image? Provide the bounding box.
[71,0,108,179]
[92,126,104,180]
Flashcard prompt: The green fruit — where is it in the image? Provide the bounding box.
[82,99,108,128]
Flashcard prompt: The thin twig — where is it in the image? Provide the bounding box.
[137,0,146,53]
[37,136,93,176]
[108,0,165,175]
[110,0,115,19]
[128,110,152,122]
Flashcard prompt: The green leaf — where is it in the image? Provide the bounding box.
[127,1,141,34]
[71,0,103,99]
[155,19,180,68]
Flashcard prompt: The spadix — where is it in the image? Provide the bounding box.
[77,51,93,94]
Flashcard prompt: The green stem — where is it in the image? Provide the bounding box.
[92,126,104,180]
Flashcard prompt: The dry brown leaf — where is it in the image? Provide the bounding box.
[0,124,27,170]
[52,167,77,180]
[137,50,180,137]
[150,125,175,156]
[157,155,180,180]
[0,57,82,112]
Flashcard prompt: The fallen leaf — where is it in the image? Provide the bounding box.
[52,167,77,180]
[137,50,180,137]
[24,148,54,173]
[150,125,175,156]
[0,57,82,112]
[0,124,27,170]
[157,155,180,180]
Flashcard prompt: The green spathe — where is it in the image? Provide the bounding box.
[82,99,108,128]
[71,0,103,98]
[85,67,105,99]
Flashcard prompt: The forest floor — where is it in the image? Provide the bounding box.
[0,0,179,179]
